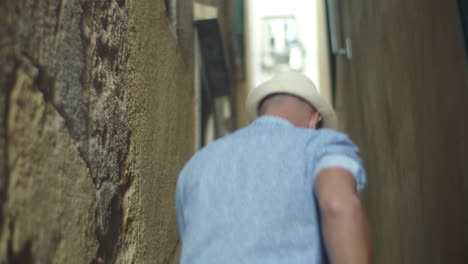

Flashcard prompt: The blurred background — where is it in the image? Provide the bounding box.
[1,0,467,263]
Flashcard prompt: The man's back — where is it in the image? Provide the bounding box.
[176,116,366,264]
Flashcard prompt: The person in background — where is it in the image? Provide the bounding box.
[176,72,371,264]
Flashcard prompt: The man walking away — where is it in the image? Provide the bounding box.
[176,72,371,264]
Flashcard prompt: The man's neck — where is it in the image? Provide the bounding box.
[261,112,307,128]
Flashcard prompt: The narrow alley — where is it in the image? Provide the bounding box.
[0,0,467,263]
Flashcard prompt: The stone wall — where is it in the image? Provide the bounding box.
[0,0,195,263]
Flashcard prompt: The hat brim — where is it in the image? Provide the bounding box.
[246,73,338,130]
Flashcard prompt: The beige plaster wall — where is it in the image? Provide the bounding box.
[335,0,468,263]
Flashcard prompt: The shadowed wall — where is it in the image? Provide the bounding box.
[334,0,468,263]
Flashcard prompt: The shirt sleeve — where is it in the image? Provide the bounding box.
[309,129,367,192]
[176,173,186,237]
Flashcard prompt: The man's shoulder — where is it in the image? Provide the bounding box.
[313,128,354,144]
[315,128,347,137]
[177,128,249,187]
[184,129,245,165]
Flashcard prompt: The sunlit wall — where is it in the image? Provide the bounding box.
[246,0,331,97]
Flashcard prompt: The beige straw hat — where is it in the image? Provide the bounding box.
[246,72,338,129]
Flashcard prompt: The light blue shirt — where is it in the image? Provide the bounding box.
[176,116,366,264]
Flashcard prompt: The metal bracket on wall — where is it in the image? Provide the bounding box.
[327,0,352,60]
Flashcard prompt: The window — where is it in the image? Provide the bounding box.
[261,16,306,73]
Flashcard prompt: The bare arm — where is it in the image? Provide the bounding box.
[315,168,371,264]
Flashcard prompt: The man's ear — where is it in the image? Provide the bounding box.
[308,112,322,129]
